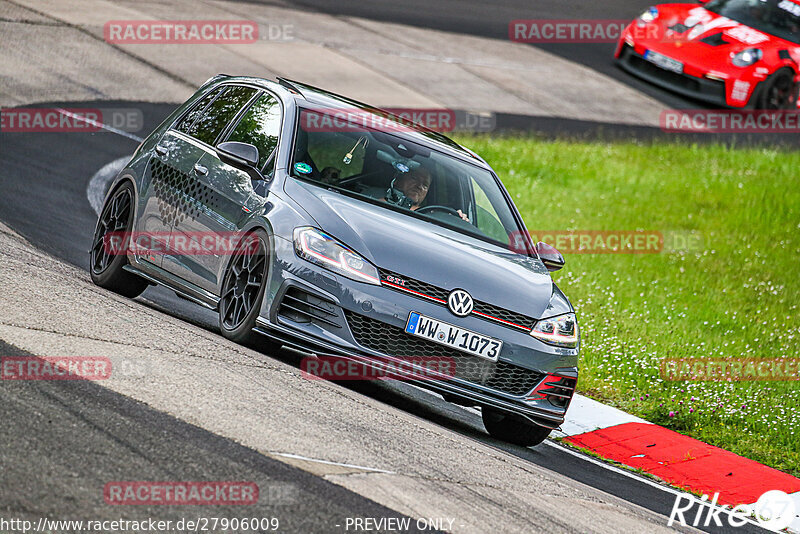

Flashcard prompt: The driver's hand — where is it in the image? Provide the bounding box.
[457,209,470,222]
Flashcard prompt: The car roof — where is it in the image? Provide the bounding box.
[217,75,490,168]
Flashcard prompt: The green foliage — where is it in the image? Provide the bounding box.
[455,134,800,476]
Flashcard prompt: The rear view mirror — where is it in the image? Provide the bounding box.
[536,241,565,272]
[216,141,263,180]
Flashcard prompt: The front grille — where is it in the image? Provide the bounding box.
[378,268,536,331]
[278,287,341,328]
[345,310,544,396]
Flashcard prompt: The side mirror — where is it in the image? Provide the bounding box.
[536,241,565,272]
[216,141,264,181]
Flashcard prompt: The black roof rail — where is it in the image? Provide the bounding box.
[276,77,304,96]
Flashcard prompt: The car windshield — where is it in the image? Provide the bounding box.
[704,0,800,44]
[289,108,528,253]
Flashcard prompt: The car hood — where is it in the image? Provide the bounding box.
[641,4,796,65]
[284,178,556,320]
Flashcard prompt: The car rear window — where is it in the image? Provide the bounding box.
[175,86,224,134]
[180,85,258,146]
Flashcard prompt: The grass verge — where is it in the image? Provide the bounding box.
[455,134,800,476]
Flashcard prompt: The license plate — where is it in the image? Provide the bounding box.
[405,312,502,361]
[644,50,684,74]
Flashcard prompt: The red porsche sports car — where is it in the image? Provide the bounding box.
[615,0,800,109]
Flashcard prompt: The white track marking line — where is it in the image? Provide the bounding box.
[56,108,143,142]
[404,382,778,531]
[87,156,131,215]
[554,393,652,437]
[544,440,773,532]
[270,452,395,474]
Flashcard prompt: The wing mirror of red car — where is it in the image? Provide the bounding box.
[536,241,565,272]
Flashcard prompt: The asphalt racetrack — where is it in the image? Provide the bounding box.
[0,100,768,533]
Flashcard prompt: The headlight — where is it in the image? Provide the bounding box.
[530,313,579,348]
[639,6,659,23]
[731,48,762,67]
[294,227,380,285]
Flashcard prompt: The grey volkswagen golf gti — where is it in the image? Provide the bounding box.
[90,75,579,446]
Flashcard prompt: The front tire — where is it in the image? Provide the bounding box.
[482,407,552,447]
[218,230,270,344]
[754,68,798,110]
[90,181,148,298]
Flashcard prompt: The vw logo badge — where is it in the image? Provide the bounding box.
[448,289,474,317]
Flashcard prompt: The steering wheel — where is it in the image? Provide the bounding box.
[416,205,461,217]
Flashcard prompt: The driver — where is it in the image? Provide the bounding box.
[384,166,469,222]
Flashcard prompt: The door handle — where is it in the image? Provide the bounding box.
[155,145,168,156]
[193,163,208,176]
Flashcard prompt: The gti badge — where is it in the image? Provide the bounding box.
[448,289,474,317]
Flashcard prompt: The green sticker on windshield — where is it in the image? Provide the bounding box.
[294,162,312,175]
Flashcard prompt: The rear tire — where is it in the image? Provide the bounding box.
[90,181,148,298]
[482,407,551,447]
[218,230,270,345]
[754,68,798,110]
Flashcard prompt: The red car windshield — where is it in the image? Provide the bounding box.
[704,0,800,44]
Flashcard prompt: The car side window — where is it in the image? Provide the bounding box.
[470,177,508,243]
[175,87,224,135]
[184,86,258,146]
[226,93,282,173]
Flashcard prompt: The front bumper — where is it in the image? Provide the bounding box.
[616,43,731,107]
[255,236,578,429]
